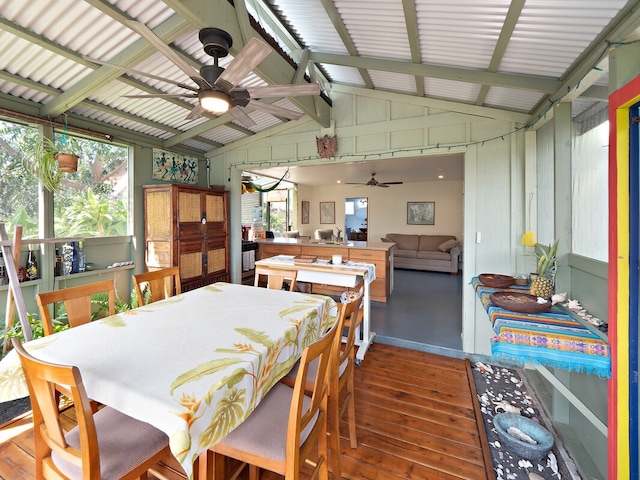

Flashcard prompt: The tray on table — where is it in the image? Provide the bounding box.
[489,291,551,313]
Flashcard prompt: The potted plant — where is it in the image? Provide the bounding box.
[21,137,79,192]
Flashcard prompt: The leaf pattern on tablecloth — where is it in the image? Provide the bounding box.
[198,387,246,450]
[170,357,244,395]
[99,314,127,328]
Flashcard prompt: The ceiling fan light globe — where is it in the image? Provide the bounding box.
[199,90,230,113]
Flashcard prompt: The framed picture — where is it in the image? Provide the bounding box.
[301,201,309,224]
[320,201,335,224]
[407,201,435,225]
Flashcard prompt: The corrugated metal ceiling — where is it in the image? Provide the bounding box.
[0,0,636,156]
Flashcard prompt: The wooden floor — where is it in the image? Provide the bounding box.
[0,343,494,480]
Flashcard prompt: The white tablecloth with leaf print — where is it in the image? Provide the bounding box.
[0,282,337,479]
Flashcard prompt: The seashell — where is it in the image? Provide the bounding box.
[518,459,533,469]
[507,426,538,444]
[536,297,548,304]
[494,400,522,415]
[551,292,567,305]
[528,473,545,480]
[547,451,559,475]
[567,299,581,310]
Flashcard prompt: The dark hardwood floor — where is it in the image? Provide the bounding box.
[0,343,493,480]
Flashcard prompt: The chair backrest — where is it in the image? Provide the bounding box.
[254,265,298,291]
[133,266,181,306]
[36,280,116,336]
[287,311,342,475]
[12,338,102,478]
[284,230,300,238]
[336,292,363,381]
[314,228,334,240]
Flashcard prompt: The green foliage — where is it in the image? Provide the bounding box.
[90,291,131,319]
[55,189,128,237]
[535,240,559,277]
[0,313,69,347]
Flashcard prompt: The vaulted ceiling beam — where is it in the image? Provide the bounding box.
[310,53,560,93]
[0,70,219,146]
[401,0,424,97]
[40,14,193,117]
[475,0,525,106]
[318,0,374,89]
[528,0,640,125]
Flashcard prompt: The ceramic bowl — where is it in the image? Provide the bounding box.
[493,413,554,461]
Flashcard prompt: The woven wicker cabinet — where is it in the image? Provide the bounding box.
[143,184,229,291]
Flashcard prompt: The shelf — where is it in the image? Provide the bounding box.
[556,304,608,343]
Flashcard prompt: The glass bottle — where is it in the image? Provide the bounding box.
[77,241,86,273]
[62,242,73,275]
[71,241,79,274]
[0,250,7,285]
[55,248,63,276]
[26,248,38,280]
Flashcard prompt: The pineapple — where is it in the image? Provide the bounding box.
[530,240,559,299]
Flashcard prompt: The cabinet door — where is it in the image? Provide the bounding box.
[177,189,206,238]
[178,237,205,287]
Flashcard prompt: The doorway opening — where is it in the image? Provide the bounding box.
[345,197,367,241]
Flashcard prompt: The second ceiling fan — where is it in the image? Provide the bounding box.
[107,21,321,127]
[346,173,403,188]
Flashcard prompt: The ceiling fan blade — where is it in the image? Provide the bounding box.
[124,93,198,98]
[246,100,303,120]
[125,20,212,89]
[380,182,403,185]
[228,106,257,128]
[185,104,206,120]
[245,83,320,98]
[82,56,200,92]
[214,37,272,92]
[377,184,390,188]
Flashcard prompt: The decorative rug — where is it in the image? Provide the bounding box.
[0,397,30,426]
[471,361,580,480]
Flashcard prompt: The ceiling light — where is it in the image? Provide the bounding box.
[438,175,444,179]
[199,90,230,114]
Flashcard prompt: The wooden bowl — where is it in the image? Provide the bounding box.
[490,292,552,313]
[479,273,515,288]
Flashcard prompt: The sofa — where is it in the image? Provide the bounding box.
[382,233,461,274]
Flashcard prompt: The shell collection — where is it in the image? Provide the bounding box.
[562,299,607,333]
[473,362,572,479]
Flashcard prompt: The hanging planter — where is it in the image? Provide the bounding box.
[54,152,79,173]
[21,137,80,192]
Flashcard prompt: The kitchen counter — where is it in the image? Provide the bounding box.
[257,238,394,302]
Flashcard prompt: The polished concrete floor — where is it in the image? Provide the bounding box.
[370,268,464,358]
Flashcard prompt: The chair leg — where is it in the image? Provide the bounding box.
[346,381,358,449]
[328,395,342,479]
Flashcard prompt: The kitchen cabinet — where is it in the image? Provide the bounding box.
[143,184,229,291]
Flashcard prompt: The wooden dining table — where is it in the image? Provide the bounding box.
[0,282,338,479]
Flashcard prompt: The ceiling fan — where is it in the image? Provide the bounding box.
[346,173,403,188]
[100,21,321,127]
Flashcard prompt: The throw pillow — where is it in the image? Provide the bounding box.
[438,239,458,252]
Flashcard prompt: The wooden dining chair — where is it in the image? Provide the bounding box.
[12,338,171,480]
[280,291,363,478]
[254,265,298,291]
[36,280,116,337]
[133,266,181,306]
[208,307,342,480]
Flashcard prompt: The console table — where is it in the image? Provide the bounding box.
[472,277,610,378]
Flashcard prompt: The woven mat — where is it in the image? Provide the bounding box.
[471,361,580,480]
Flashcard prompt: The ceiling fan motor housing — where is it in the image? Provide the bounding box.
[200,64,226,85]
[199,28,233,58]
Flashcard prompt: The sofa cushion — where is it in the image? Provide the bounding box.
[418,235,456,251]
[380,237,393,243]
[387,234,419,251]
[394,249,418,259]
[438,239,459,252]
[417,250,452,260]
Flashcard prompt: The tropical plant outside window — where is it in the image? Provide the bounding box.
[0,119,129,239]
[52,134,128,238]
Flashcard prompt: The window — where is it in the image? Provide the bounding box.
[53,134,129,238]
[0,120,40,238]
